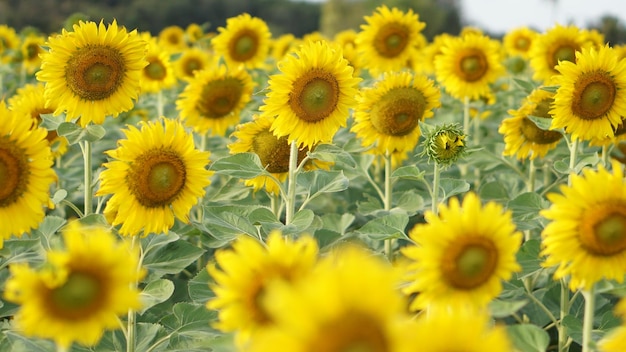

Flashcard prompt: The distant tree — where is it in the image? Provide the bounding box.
[589,15,626,45]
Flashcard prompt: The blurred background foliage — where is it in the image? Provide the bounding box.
[0,0,625,42]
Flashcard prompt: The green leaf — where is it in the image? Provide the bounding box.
[507,192,546,231]
[528,115,553,131]
[142,232,180,256]
[188,269,214,304]
[4,330,55,352]
[51,189,68,205]
[507,324,550,352]
[142,237,205,279]
[516,239,543,278]
[439,178,470,200]
[248,207,279,225]
[162,302,219,336]
[489,299,528,318]
[77,213,109,227]
[210,153,267,179]
[356,213,409,241]
[297,170,349,195]
[85,124,106,142]
[541,85,559,93]
[391,165,425,180]
[289,209,315,233]
[307,143,356,167]
[135,323,169,352]
[320,213,355,235]
[139,279,175,315]
[39,113,65,130]
[513,78,537,94]
[200,207,258,246]
[479,181,510,201]
[56,122,106,144]
[394,189,424,214]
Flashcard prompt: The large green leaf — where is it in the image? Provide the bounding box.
[139,279,175,315]
[210,153,268,179]
[188,269,214,305]
[507,324,550,352]
[297,170,349,195]
[142,236,205,279]
[356,212,409,241]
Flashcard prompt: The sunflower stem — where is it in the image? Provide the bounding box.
[81,140,93,216]
[601,144,609,167]
[568,138,579,186]
[383,151,393,260]
[285,140,299,225]
[157,90,164,117]
[431,162,440,215]
[127,236,140,352]
[473,114,481,189]
[527,158,536,193]
[460,96,470,177]
[581,286,596,352]
[558,278,571,352]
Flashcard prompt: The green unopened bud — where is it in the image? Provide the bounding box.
[423,124,466,166]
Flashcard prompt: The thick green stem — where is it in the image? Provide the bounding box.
[527,158,536,193]
[568,138,579,186]
[432,162,441,215]
[558,279,571,352]
[81,140,93,216]
[581,287,596,352]
[157,90,164,117]
[284,141,299,225]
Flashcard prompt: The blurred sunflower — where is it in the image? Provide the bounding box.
[355,5,425,77]
[185,23,205,44]
[173,46,213,81]
[262,40,360,149]
[8,83,68,158]
[157,25,187,53]
[499,88,563,160]
[4,221,144,349]
[541,160,626,291]
[411,33,452,75]
[0,101,56,247]
[434,33,505,101]
[140,38,177,93]
[503,26,537,59]
[550,45,626,141]
[249,245,412,352]
[352,71,441,155]
[211,13,271,69]
[20,34,45,74]
[270,33,298,62]
[409,309,514,351]
[36,20,147,127]
[207,231,319,345]
[0,25,19,62]
[229,114,330,195]
[529,24,590,83]
[96,118,213,236]
[176,64,254,136]
[599,299,626,352]
[402,192,522,310]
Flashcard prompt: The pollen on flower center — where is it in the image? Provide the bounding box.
[374,23,409,58]
[442,238,498,289]
[49,272,102,318]
[196,78,244,119]
[251,130,307,173]
[573,73,616,120]
[290,70,340,122]
[127,149,187,207]
[581,207,626,256]
[66,45,126,101]
[0,140,29,207]
[370,87,426,136]
[520,118,563,144]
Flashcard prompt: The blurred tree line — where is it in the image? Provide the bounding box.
[0,0,463,39]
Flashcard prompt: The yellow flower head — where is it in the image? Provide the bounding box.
[97,118,213,236]
[176,63,254,136]
[402,192,522,310]
[140,38,177,93]
[352,71,441,155]
[0,101,57,247]
[248,245,412,352]
[157,25,187,53]
[212,13,272,69]
[262,40,361,149]
[499,88,563,160]
[541,161,626,291]
[503,26,537,59]
[550,45,626,141]
[529,24,590,83]
[4,221,144,348]
[207,231,319,345]
[20,34,45,73]
[356,5,426,77]
[173,46,213,81]
[435,33,505,101]
[0,24,19,62]
[36,20,148,127]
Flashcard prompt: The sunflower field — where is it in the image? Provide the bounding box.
[1,4,626,352]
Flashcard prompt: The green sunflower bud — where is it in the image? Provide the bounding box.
[423,124,467,166]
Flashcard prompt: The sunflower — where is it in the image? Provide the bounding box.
[20,34,45,74]
[140,38,177,93]
[4,221,144,348]
[248,245,413,352]
[176,63,254,136]
[0,24,19,62]
[270,33,298,62]
[503,26,537,59]
[36,20,147,127]
[157,25,187,53]
[541,160,626,291]
[408,309,514,351]
[355,5,425,77]
[8,83,68,158]
[185,23,205,44]
[173,46,213,81]
[207,231,319,345]
[434,33,505,101]
[599,299,626,352]
[411,33,452,75]
[262,40,360,149]
[550,45,626,141]
[96,118,213,236]
[529,24,590,83]
[499,88,563,160]
[211,13,272,70]
[0,101,57,247]
[402,192,522,310]
[352,71,441,155]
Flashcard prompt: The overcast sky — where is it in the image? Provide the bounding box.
[462,0,626,34]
